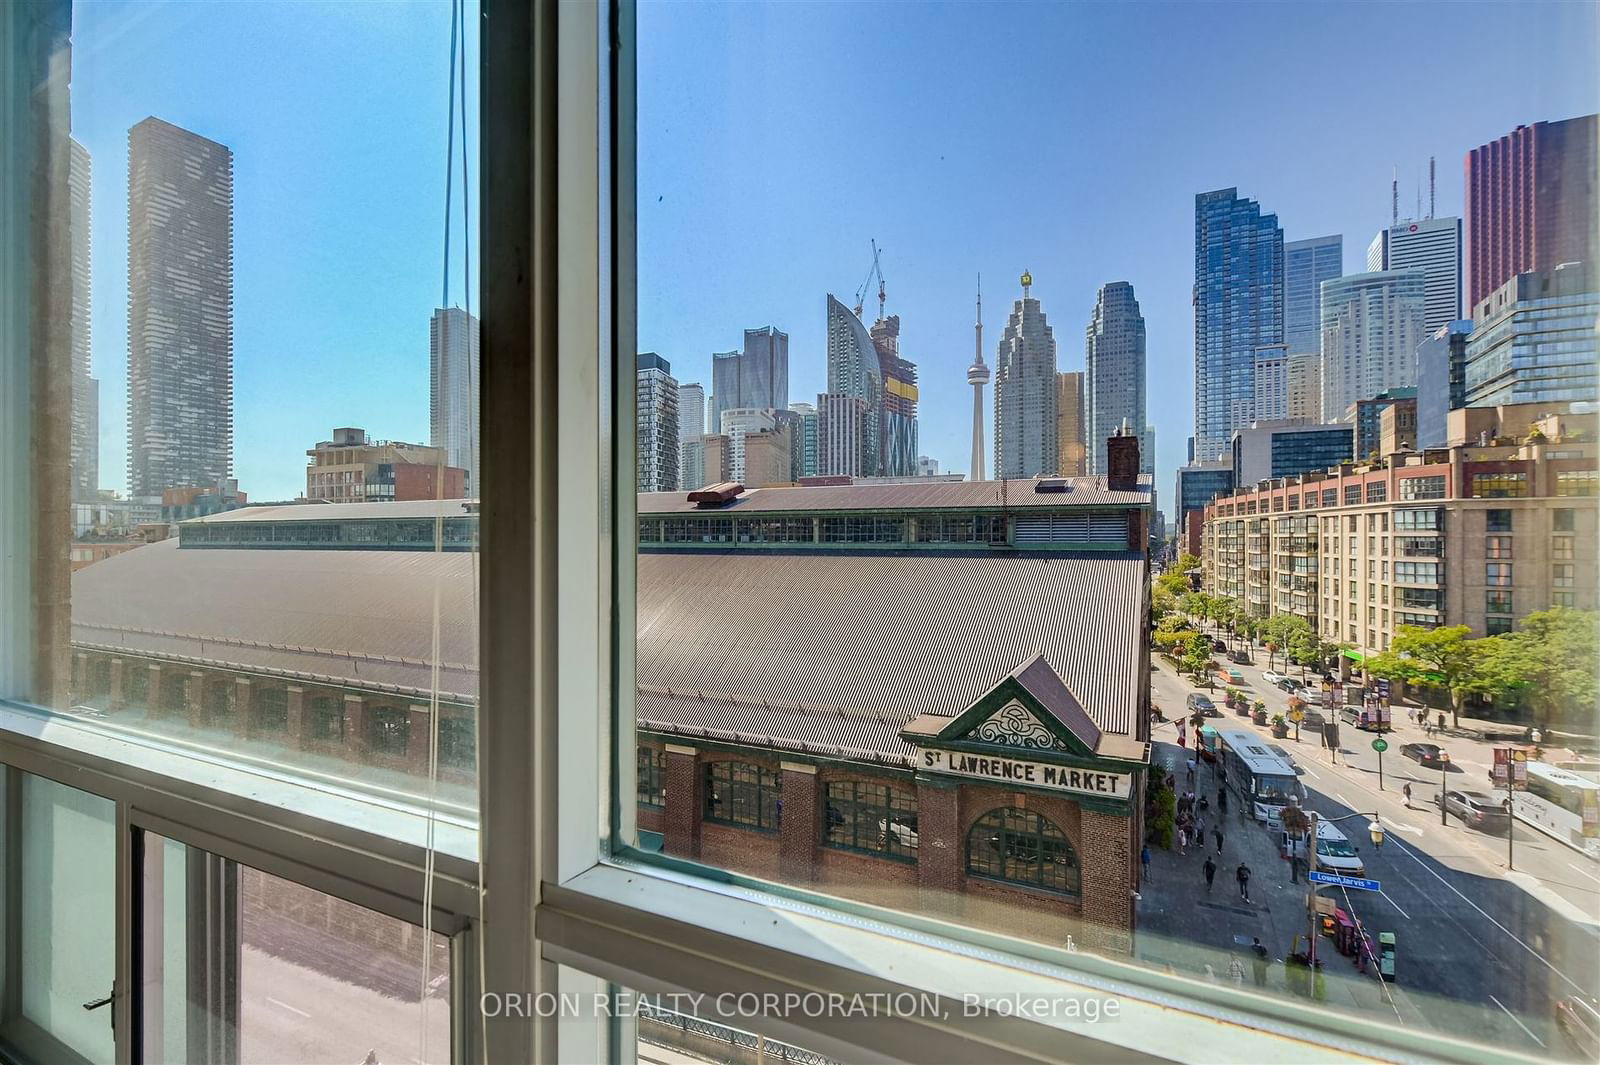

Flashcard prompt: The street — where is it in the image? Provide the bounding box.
[1138,637,1600,1058]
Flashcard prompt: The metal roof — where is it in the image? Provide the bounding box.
[637,478,1151,515]
[192,499,477,523]
[70,539,480,700]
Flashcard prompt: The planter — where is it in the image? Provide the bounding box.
[1253,711,1269,726]
[1271,724,1289,739]
[1235,705,1251,717]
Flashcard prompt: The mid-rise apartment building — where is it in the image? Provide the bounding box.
[1202,405,1596,660]
[305,427,466,502]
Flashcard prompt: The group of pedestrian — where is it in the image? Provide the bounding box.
[1175,790,1211,854]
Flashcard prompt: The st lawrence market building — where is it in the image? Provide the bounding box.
[636,436,1154,953]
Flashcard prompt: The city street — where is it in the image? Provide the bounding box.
[1140,640,1600,1057]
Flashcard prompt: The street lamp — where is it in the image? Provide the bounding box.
[1304,807,1385,971]
[1439,752,1451,827]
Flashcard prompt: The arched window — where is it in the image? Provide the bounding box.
[966,807,1080,896]
[823,780,917,859]
[704,761,780,830]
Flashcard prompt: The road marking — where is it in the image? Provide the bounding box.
[1389,835,1588,995]
[1298,763,1321,780]
[1379,816,1423,836]
[1489,994,1546,1048]
[1378,889,1412,919]
[1569,862,1600,886]
[1335,792,1351,808]
[266,996,310,1019]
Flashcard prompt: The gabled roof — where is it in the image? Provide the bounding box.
[1008,654,1103,752]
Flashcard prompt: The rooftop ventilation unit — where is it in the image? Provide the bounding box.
[1034,478,1070,493]
[688,482,745,507]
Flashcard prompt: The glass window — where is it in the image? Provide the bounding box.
[1486,563,1513,587]
[1485,536,1513,559]
[307,695,345,742]
[1553,591,1577,608]
[1399,475,1446,500]
[1487,509,1513,533]
[966,807,1080,896]
[1486,617,1514,636]
[1472,472,1528,498]
[1365,482,1386,503]
[638,745,667,807]
[824,780,918,859]
[704,761,781,831]
[1556,469,1598,496]
[820,515,905,543]
[1486,590,1513,614]
[1553,564,1575,588]
[1554,508,1577,532]
[1395,508,1442,531]
[367,705,411,757]
[1553,536,1575,560]
[1343,484,1361,505]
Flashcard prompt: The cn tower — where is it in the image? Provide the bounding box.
[967,275,990,481]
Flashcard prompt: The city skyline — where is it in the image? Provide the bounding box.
[68,2,1597,500]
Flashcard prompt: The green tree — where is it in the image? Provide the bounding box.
[1182,632,1212,681]
[1363,625,1484,728]
[1472,609,1599,727]
[1287,630,1319,679]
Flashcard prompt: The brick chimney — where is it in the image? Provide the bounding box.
[1107,422,1140,491]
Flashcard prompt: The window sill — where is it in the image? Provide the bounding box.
[539,857,1524,1065]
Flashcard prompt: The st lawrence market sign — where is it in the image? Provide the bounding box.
[915,747,1131,799]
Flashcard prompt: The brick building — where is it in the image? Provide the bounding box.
[305,426,467,503]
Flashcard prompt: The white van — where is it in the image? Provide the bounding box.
[1310,821,1366,877]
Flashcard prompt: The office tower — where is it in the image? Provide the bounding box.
[126,118,234,500]
[679,383,706,441]
[817,392,869,477]
[871,315,919,477]
[637,353,680,493]
[787,402,819,479]
[1174,460,1234,555]
[1229,421,1354,485]
[1465,263,1599,406]
[1084,281,1150,475]
[680,438,708,492]
[917,456,940,476]
[712,327,788,428]
[1342,389,1416,460]
[825,294,882,476]
[741,428,792,488]
[1367,216,1463,334]
[719,407,777,484]
[1252,346,1289,422]
[68,137,98,501]
[967,279,989,480]
[1055,372,1086,476]
[1415,321,1472,448]
[430,307,481,494]
[1193,188,1284,461]
[1466,114,1600,309]
[1284,235,1343,358]
[1285,354,1322,422]
[993,271,1058,478]
[1318,271,1427,423]
[701,435,730,486]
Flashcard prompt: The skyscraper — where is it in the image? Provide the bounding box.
[126,118,234,500]
[787,402,819,479]
[1285,353,1322,422]
[1055,371,1086,476]
[1466,114,1599,309]
[1465,262,1599,406]
[719,408,777,484]
[68,137,98,501]
[825,294,882,476]
[637,353,680,493]
[1084,281,1150,476]
[1319,271,1427,423]
[1193,188,1284,462]
[1414,320,1472,448]
[967,279,989,480]
[1367,216,1463,334]
[993,271,1058,478]
[871,315,919,477]
[679,382,706,441]
[1284,235,1343,358]
[430,307,480,494]
[817,392,869,477]
[1252,346,1289,422]
[712,327,789,428]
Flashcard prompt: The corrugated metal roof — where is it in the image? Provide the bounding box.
[193,499,477,523]
[636,551,1144,740]
[637,478,1151,515]
[70,539,479,700]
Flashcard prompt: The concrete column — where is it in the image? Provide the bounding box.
[72,651,88,701]
[285,686,306,749]
[148,664,165,717]
[344,694,368,759]
[185,671,205,729]
[233,677,254,738]
[408,704,433,775]
[1077,806,1134,953]
[778,762,820,883]
[915,776,962,917]
[108,658,126,711]
[662,744,702,859]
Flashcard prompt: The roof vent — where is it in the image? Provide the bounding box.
[1034,478,1070,493]
[688,482,745,507]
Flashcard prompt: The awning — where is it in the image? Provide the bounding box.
[1342,649,1364,663]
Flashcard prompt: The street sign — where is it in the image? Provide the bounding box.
[1289,708,1305,723]
[1493,748,1528,790]
[1371,738,1388,753]
[1308,870,1381,891]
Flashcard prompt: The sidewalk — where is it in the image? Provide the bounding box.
[1135,740,1420,1021]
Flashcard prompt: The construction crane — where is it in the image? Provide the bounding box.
[853,239,886,320]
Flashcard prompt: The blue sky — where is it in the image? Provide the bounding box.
[73,2,1595,505]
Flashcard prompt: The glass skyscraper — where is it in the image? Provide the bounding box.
[1283,234,1342,357]
[1084,281,1150,476]
[1193,189,1283,463]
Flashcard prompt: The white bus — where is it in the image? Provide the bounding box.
[1526,762,1600,815]
[1216,729,1304,824]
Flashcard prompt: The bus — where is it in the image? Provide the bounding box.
[1526,762,1600,815]
[1216,729,1304,825]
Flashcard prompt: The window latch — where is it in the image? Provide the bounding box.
[82,994,113,1011]
[84,984,116,1035]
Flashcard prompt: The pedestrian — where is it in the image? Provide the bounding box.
[1250,937,1269,986]
[1214,826,1224,854]
[1227,953,1245,986]
[1140,843,1151,882]
[1203,855,1217,892]
[1178,825,1188,854]
[1289,850,1302,884]
[1436,711,1446,732]
[1236,861,1252,902]
[1198,795,1210,815]
[1402,782,1412,808]
[1218,787,1228,814]
[1195,812,1206,839]
[1186,758,1197,787]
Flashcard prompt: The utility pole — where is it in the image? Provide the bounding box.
[1507,790,1515,870]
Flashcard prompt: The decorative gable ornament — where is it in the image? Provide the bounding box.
[971,700,1071,752]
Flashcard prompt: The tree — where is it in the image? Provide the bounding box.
[1363,625,1483,728]
[1287,630,1319,679]
[1181,633,1212,681]
[1180,592,1208,624]
[1472,609,1599,727]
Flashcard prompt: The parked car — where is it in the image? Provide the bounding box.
[1298,709,1326,730]
[1556,996,1600,1061]
[1280,676,1306,693]
[1227,649,1251,665]
[1436,790,1510,832]
[1186,693,1218,716]
[1401,742,1449,768]
[1211,636,1228,652]
[1262,670,1285,688]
